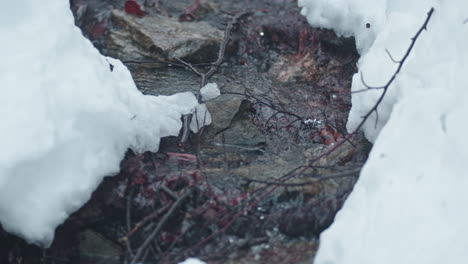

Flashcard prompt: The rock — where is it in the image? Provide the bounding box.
[212,118,266,147]
[78,229,122,264]
[203,82,265,147]
[205,93,244,134]
[106,10,223,62]
[126,65,200,96]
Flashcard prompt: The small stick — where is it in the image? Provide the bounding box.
[131,188,194,264]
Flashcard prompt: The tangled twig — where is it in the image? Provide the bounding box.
[131,188,194,264]
[178,11,252,145]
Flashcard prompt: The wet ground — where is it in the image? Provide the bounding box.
[0,0,371,263]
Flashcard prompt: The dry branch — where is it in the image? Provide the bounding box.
[131,188,194,264]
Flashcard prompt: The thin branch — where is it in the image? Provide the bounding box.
[124,59,215,67]
[353,7,434,133]
[351,71,385,93]
[244,167,361,186]
[222,90,303,121]
[176,57,203,76]
[160,185,179,201]
[178,12,252,146]
[177,11,252,100]
[298,7,435,169]
[204,12,252,83]
[125,187,135,257]
[131,188,194,264]
[121,203,171,241]
[385,48,401,63]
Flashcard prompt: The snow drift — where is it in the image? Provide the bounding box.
[299,0,468,263]
[0,0,198,246]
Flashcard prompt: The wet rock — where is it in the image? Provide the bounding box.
[205,91,244,134]
[127,65,200,96]
[106,10,223,62]
[203,83,266,147]
[78,229,122,264]
[211,118,266,147]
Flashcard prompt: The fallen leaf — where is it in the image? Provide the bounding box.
[124,0,146,17]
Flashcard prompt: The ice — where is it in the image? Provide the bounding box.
[0,0,198,246]
[299,0,468,263]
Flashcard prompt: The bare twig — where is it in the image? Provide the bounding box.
[121,203,171,241]
[160,185,179,201]
[178,11,252,146]
[131,188,194,264]
[123,59,185,67]
[237,7,435,204]
[244,167,361,186]
[176,57,203,76]
[222,90,303,122]
[353,7,434,133]
[351,72,385,93]
[125,187,135,257]
[385,48,401,63]
[281,7,435,180]
[178,11,252,100]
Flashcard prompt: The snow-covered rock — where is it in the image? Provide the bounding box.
[300,0,468,263]
[0,0,198,246]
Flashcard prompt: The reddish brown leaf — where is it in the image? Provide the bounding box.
[124,0,146,17]
[320,124,341,145]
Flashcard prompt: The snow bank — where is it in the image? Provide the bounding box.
[300,0,468,263]
[0,1,198,246]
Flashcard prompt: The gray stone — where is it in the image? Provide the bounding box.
[106,10,223,62]
[212,118,266,147]
[205,93,244,133]
[78,229,122,264]
[203,83,266,147]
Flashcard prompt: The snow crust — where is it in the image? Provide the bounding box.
[300,0,468,263]
[0,1,198,246]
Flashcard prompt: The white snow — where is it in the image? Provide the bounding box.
[190,104,212,133]
[200,82,221,102]
[300,0,468,263]
[0,1,198,246]
[178,258,206,264]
